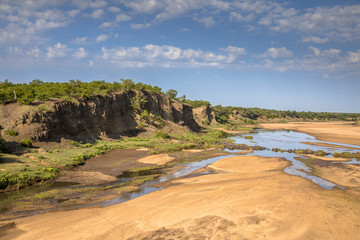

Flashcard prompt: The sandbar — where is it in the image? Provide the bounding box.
[3,155,360,240]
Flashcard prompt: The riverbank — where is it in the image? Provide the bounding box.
[0,147,228,220]
[258,121,360,146]
[3,155,360,239]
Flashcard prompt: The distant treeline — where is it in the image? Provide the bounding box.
[1,79,359,122]
[213,105,360,123]
[0,79,162,105]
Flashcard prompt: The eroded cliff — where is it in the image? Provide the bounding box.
[0,90,200,143]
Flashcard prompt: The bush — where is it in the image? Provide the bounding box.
[6,129,18,136]
[155,130,170,139]
[20,138,33,147]
[141,110,149,120]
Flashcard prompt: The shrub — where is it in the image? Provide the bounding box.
[37,104,53,113]
[20,138,33,147]
[141,110,149,120]
[6,129,18,136]
[155,130,170,139]
[245,136,253,140]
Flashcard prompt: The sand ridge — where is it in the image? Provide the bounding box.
[137,153,175,165]
[4,155,360,240]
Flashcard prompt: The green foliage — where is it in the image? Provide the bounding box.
[166,89,178,99]
[155,115,166,127]
[5,129,18,136]
[213,104,360,122]
[182,99,210,108]
[130,91,148,112]
[140,109,149,120]
[20,138,33,147]
[0,79,163,104]
[36,104,53,113]
[155,130,170,139]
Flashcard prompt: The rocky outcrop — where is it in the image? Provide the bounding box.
[193,105,217,126]
[1,90,200,142]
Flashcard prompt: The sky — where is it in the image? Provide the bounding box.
[1,0,360,113]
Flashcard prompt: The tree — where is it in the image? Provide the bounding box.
[166,89,177,99]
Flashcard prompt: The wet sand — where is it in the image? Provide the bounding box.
[258,121,360,146]
[3,155,360,240]
[301,141,360,150]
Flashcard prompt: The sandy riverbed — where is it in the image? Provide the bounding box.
[2,155,360,240]
[2,121,360,239]
[258,121,360,146]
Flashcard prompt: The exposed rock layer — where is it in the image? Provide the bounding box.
[0,90,200,142]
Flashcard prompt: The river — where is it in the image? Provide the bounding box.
[1,129,360,220]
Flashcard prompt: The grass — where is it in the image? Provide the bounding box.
[5,129,18,136]
[20,138,33,147]
[0,127,234,191]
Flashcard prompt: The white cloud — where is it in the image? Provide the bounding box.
[96,34,109,42]
[193,16,215,28]
[72,47,87,59]
[89,60,94,67]
[100,22,112,28]
[7,46,22,54]
[267,5,360,42]
[90,0,107,9]
[73,36,88,45]
[302,36,329,44]
[101,44,246,68]
[27,46,41,57]
[116,13,132,22]
[347,50,360,63]
[230,12,254,22]
[131,23,151,29]
[108,6,121,13]
[309,46,321,56]
[260,47,293,58]
[91,9,104,19]
[47,42,67,58]
[0,6,78,44]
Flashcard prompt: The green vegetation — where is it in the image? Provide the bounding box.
[333,151,360,160]
[20,138,33,147]
[213,105,360,123]
[165,89,178,99]
[155,130,170,139]
[5,129,18,136]
[0,128,234,190]
[181,99,210,108]
[0,79,162,105]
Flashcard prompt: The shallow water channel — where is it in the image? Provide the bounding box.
[1,129,360,219]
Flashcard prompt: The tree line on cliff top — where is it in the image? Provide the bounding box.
[1,79,359,123]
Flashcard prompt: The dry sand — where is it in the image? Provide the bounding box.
[3,155,360,240]
[258,121,360,146]
[137,153,175,165]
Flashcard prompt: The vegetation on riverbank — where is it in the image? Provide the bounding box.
[1,79,359,192]
[0,128,234,191]
[213,105,360,124]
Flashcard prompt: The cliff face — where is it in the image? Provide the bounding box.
[0,90,200,142]
[193,106,217,126]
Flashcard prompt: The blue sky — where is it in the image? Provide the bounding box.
[1,0,360,112]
